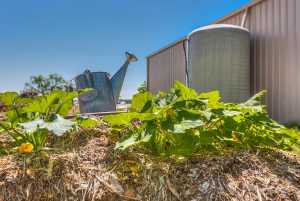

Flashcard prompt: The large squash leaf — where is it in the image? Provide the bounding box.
[23,90,78,120]
[173,81,197,100]
[0,92,18,106]
[130,92,154,113]
[19,115,74,136]
[199,91,221,108]
[172,119,204,133]
[104,112,154,126]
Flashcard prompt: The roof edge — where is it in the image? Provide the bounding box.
[146,0,266,59]
[146,37,187,59]
[213,0,265,24]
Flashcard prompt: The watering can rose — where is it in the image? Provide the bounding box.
[18,143,33,154]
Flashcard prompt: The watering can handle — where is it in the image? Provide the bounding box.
[80,89,100,103]
[79,70,98,103]
[84,70,94,88]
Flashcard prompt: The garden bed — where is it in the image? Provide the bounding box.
[1,83,300,201]
[1,132,299,201]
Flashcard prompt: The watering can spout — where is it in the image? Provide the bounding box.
[111,52,138,103]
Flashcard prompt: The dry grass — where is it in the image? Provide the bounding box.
[0,130,299,201]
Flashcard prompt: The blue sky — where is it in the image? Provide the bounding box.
[0,0,250,98]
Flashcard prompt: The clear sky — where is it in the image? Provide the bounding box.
[0,0,250,98]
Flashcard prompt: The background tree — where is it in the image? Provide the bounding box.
[24,74,73,95]
[137,81,147,93]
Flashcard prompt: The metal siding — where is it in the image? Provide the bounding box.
[148,41,186,93]
[297,0,300,123]
[147,0,300,124]
[217,0,300,124]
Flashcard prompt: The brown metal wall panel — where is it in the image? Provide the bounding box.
[296,0,300,123]
[147,0,300,124]
[216,0,300,124]
[147,41,186,93]
[273,0,283,121]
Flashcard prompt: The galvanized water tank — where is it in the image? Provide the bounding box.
[187,24,250,102]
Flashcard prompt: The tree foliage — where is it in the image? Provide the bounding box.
[24,74,73,95]
[137,81,147,93]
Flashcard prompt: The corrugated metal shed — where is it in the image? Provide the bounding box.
[146,0,300,124]
[147,40,186,93]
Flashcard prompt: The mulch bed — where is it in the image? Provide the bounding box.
[0,133,299,201]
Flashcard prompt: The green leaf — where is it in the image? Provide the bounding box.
[76,117,99,129]
[198,131,217,146]
[199,91,221,108]
[0,92,18,106]
[27,128,48,152]
[0,146,7,156]
[168,132,199,155]
[173,81,197,100]
[19,115,74,136]
[115,132,151,150]
[223,110,241,117]
[172,120,204,133]
[104,112,154,126]
[23,90,78,119]
[131,92,154,112]
[54,91,79,116]
[0,121,10,132]
[244,90,267,106]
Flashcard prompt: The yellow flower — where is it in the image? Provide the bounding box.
[18,143,33,154]
[232,132,240,143]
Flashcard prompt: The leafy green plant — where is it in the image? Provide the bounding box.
[22,90,79,121]
[0,90,81,135]
[13,128,48,152]
[0,89,90,154]
[75,116,100,129]
[105,81,300,156]
[19,115,74,136]
[0,91,31,127]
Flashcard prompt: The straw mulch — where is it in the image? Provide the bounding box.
[0,132,299,201]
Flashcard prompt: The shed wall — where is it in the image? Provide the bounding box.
[147,0,300,124]
[216,0,300,124]
[147,41,186,93]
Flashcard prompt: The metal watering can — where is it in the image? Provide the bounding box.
[75,52,138,113]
